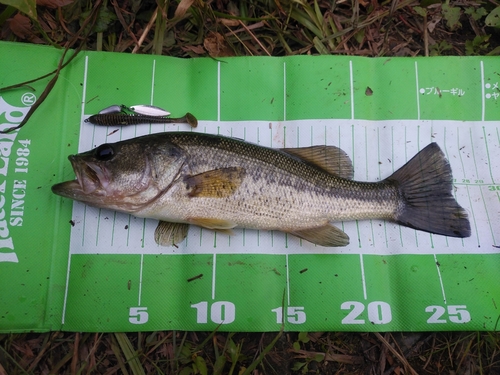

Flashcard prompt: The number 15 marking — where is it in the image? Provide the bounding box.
[271,306,306,324]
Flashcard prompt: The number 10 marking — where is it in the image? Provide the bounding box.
[191,301,235,324]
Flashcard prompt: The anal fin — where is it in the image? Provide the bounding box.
[288,224,350,247]
[154,221,189,246]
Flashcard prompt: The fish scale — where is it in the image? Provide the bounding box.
[157,146,365,220]
[163,134,399,222]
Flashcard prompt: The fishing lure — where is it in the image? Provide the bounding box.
[98,105,123,115]
[129,105,171,117]
[97,104,171,116]
[85,113,198,127]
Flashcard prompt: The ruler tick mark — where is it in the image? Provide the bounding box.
[138,254,144,306]
[212,254,216,300]
[359,254,367,300]
[433,254,447,304]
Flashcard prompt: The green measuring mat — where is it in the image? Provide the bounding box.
[0,41,499,333]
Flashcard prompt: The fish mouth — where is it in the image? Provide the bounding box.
[51,155,155,212]
[70,156,109,194]
[51,155,109,200]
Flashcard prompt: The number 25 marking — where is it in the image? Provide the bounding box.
[426,305,471,324]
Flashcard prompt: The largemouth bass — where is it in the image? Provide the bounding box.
[52,132,471,247]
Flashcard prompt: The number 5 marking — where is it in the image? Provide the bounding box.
[129,307,149,324]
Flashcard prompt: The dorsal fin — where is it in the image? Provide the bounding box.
[281,145,354,179]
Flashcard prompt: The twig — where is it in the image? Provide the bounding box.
[0,52,71,93]
[224,21,266,37]
[0,344,29,375]
[71,332,80,375]
[241,328,283,375]
[86,333,102,374]
[114,333,146,375]
[237,20,271,56]
[110,0,139,45]
[290,348,364,365]
[456,334,475,372]
[321,0,418,44]
[57,7,77,40]
[379,333,388,373]
[424,11,429,56]
[382,333,433,375]
[374,332,418,375]
[27,333,58,372]
[0,0,103,133]
[225,26,254,55]
[132,7,158,53]
[1,47,71,133]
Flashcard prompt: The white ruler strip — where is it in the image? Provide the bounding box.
[69,119,499,256]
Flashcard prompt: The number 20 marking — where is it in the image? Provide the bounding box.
[341,301,392,324]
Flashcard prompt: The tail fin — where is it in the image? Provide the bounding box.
[388,143,471,238]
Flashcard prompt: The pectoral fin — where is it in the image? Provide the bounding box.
[154,221,190,246]
[185,167,246,198]
[189,217,236,235]
[281,146,354,179]
[288,224,350,247]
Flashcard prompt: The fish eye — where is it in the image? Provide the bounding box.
[95,144,115,161]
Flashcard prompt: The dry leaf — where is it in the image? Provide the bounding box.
[36,0,74,8]
[182,44,206,55]
[9,13,32,39]
[203,32,234,57]
[8,12,45,43]
[174,0,194,18]
[218,18,239,27]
